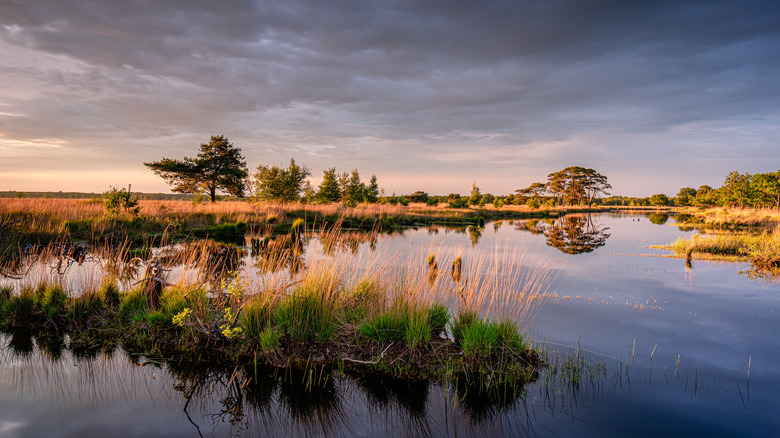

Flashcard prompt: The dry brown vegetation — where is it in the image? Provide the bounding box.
[678,206,780,228]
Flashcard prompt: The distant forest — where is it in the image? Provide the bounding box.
[0,191,191,201]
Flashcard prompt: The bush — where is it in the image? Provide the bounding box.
[102,185,140,215]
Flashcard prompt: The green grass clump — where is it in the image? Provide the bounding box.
[0,285,11,316]
[7,287,37,317]
[460,319,499,360]
[40,285,68,319]
[119,288,150,321]
[98,282,121,308]
[0,285,11,302]
[276,290,336,343]
[242,296,277,341]
[452,308,479,345]
[359,300,445,349]
[428,303,449,337]
[258,327,281,350]
[341,278,386,324]
[275,269,342,342]
[70,291,105,326]
[405,307,431,350]
[359,305,410,345]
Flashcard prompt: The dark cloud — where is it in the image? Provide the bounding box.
[0,0,779,194]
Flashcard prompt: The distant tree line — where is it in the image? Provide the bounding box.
[632,170,780,209]
[0,191,191,200]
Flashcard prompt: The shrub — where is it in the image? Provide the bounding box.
[102,185,140,215]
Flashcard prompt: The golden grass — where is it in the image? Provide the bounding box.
[679,206,780,228]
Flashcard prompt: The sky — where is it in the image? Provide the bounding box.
[0,0,779,197]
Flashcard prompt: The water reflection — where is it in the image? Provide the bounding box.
[648,212,670,225]
[518,215,611,254]
[1,331,547,437]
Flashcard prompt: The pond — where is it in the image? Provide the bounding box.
[1,212,778,437]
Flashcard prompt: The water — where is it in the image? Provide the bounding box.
[1,212,778,437]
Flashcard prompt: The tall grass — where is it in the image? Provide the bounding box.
[668,226,780,269]
[679,206,780,228]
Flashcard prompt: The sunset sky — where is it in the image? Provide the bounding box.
[1,0,778,197]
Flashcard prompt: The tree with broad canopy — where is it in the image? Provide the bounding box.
[144,135,248,203]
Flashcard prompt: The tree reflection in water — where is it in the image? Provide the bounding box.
[520,215,611,255]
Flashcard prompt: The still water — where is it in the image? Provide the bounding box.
[1,212,778,437]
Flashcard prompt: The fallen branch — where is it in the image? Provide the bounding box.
[342,342,394,365]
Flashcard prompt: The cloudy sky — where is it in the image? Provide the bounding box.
[1,0,778,197]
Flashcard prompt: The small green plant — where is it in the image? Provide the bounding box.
[102,184,140,215]
[69,290,104,325]
[460,319,499,361]
[98,281,121,308]
[428,303,450,337]
[258,327,281,350]
[40,285,68,319]
[119,288,150,321]
[526,198,540,209]
[452,308,479,345]
[405,307,431,350]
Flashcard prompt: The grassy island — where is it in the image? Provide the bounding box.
[0,240,550,390]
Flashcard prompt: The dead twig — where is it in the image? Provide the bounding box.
[342,342,394,365]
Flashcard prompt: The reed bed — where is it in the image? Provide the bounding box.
[664,226,780,270]
[0,226,554,385]
[678,206,780,228]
